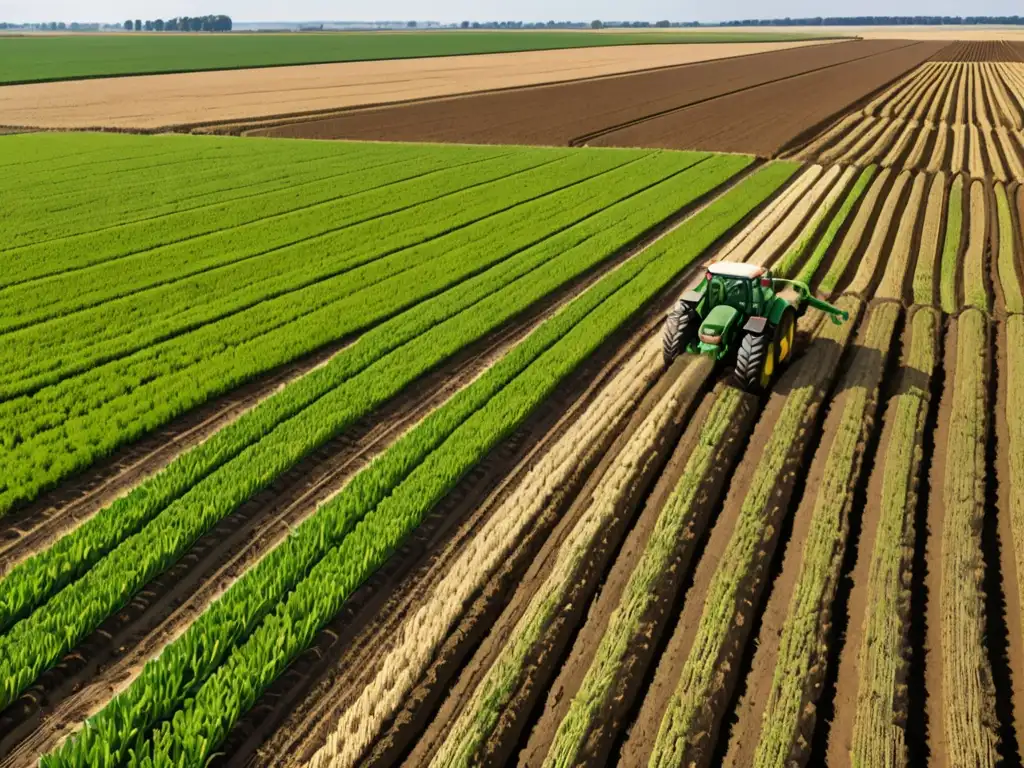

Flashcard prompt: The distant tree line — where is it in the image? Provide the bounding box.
[122,15,232,31]
[720,15,1024,26]
[0,21,118,30]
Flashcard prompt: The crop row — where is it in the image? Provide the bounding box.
[2,138,522,289]
[4,135,412,251]
[849,307,939,767]
[431,358,710,767]
[646,295,861,768]
[0,151,757,693]
[938,308,999,765]
[791,63,1024,180]
[541,384,753,768]
[1007,317,1024,679]
[307,334,668,768]
[753,300,900,768]
[39,161,799,767]
[1,147,590,354]
[0,145,733,516]
[0,149,656,398]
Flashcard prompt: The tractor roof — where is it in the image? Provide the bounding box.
[707,262,766,279]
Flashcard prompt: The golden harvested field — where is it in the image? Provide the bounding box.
[0,39,833,131]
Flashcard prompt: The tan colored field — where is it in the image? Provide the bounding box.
[0,39,832,131]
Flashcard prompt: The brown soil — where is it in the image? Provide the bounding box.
[931,41,1024,62]
[247,41,913,149]
[0,41,835,132]
[589,42,946,157]
[722,299,901,768]
[921,314,959,768]
[521,385,758,767]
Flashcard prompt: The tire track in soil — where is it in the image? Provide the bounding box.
[617,299,860,768]
[720,300,902,768]
[0,254,616,768]
[0,333,354,571]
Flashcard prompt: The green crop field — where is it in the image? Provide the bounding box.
[0,29,830,84]
[0,130,807,766]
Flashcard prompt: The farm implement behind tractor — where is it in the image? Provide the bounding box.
[662,261,850,392]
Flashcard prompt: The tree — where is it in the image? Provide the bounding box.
[154,18,164,30]
[460,20,469,28]
[655,19,671,27]
[591,19,603,28]
[407,20,417,27]
[123,19,132,30]
[144,20,153,30]
[133,19,141,30]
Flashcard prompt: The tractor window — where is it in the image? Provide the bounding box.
[706,277,748,309]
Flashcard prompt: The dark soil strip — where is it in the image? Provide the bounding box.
[571,41,923,147]
[245,41,913,149]
[984,320,1022,764]
[589,43,946,157]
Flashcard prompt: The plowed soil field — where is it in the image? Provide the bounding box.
[247,40,938,154]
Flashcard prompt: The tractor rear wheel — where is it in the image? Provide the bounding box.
[734,330,776,392]
[663,303,697,367]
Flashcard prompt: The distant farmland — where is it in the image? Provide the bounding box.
[0,29,831,84]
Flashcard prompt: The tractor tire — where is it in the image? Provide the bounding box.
[734,330,776,393]
[775,308,797,367]
[663,303,697,367]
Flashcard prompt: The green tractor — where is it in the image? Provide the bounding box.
[662,261,850,392]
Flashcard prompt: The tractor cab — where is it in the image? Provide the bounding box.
[696,263,773,356]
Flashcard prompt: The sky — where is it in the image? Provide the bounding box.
[4,0,1023,24]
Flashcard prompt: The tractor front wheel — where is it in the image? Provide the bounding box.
[734,330,775,392]
[775,308,797,366]
[663,303,698,367]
